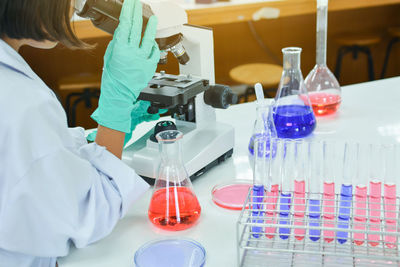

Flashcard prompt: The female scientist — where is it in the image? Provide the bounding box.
[0,0,160,266]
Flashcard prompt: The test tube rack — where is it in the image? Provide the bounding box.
[237,189,400,267]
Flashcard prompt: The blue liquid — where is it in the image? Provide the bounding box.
[248,134,276,158]
[252,185,264,238]
[337,184,353,244]
[273,105,316,139]
[309,199,321,241]
[279,192,292,239]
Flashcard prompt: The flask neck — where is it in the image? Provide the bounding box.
[282,48,302,71]
[159,140,183,165]
[316,2,328,66]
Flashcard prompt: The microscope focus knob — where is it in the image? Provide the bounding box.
[204,85,238,109]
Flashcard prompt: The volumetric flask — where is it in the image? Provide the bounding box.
[304,0,341,116]
[148,130,201,231]
[248,101,277,169]
[273,47,316,139]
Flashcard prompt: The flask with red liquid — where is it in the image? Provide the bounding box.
[148,130,201,231]
[304,0,341,116]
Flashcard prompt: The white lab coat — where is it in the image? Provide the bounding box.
[0,39,150,266]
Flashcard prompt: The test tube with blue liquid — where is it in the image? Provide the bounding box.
[252,136,269,238]
[383,144,398,248]
[279,139,294,240]
[336,143,354,244]
[308,141,322,242]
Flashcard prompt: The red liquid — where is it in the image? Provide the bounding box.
[309,92,341,116]
[212,184,252,210]
[293,180,306,240]
[265,184,279,239]
[323,182,335,243]
[354,185,367,246]
[384,183,397,248]
[368,180,382,246]
[148,187,201,231]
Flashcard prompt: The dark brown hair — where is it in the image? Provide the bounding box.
[0,0,86,48]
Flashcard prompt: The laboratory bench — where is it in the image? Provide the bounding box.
[59,76,400,267]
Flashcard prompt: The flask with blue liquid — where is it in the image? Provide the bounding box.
[248,84,277,169]
[273,47,316,139]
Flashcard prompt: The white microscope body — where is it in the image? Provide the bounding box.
[122,1,235,182]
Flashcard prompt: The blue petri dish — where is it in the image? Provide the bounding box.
[134,238,206,267]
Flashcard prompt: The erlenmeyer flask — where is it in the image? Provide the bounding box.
[273,47,316,139]
[148,130,201,231]
[248,101,277,169]
[304,0,341,116]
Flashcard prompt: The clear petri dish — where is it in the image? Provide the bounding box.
[211,180,253,210]
[134,238,206,267]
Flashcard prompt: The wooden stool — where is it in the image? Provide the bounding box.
[334,33,382,81]
[381,27,400,78]
[229,63,283,102]
[58,73,101,127]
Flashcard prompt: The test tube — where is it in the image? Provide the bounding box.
[265,138,280,239]
[279,139,293,240]
[368,144,383,247]
[336,142,354,244]
[322,141,335,243]
[383,144,397,248]
[308,141,322,242]
[293,140,306,241]
[353,143,367,246]
[252,136,267,238]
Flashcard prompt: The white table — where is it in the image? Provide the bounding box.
[59,77,400,267]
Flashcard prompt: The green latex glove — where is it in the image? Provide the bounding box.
[123,101,168,144]
[91,0,160,133]
[87,100,168,144]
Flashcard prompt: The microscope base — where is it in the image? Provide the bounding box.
[122,121,235,184]
[141,148,233,185]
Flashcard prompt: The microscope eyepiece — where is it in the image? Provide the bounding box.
[76,0,190,65]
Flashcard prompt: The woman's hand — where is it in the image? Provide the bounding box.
[91,0,160,134]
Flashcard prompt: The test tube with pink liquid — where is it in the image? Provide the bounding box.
[264,138,281,239]
[293,140,307,241]
[322,141,336,243]
[367,144,383,247]
[353,144,367,246]
[383,144,398,249]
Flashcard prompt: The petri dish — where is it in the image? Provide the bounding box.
[211,180,253,210]
[134,238,206,267]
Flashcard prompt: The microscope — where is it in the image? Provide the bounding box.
[75,0,237,183]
